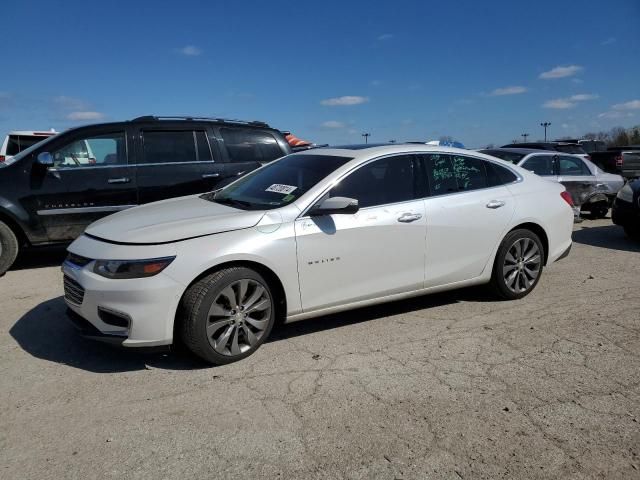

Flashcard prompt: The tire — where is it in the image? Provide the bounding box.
[590,202,609,219]
[490,229,545,300]
[624,225,640,241]
[0,221,19,276]
[178,267,276,365]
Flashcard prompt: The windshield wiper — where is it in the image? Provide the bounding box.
[212,197,254,209]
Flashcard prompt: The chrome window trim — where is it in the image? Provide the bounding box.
[49,160,217,171]
[297,150,522,219]
[37,205,137,215]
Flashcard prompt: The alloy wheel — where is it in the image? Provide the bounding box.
[502,238,541,294]
[206,279,272,356]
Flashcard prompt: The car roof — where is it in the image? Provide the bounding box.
[7,130,57,136]
[300,143,503,160]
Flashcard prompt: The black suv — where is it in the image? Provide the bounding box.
[0,116,292,274]
[500,142,589,156]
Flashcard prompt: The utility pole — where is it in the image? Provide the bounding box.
[389,139,396,143]
[521,133,529,143]
[362,133,370,144]
[540,122,551,142]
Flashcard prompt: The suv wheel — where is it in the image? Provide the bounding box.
[179,267,275,365]
[0,221,19,276]
[490,229,544,300]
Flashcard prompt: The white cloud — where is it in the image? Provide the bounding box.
[321,120,345,129]
[377,33,393,41]
[571,78,583,84]
[370,80,382,87]
[601,37,616,46]
[543,99,575,109]
[489,86,527,96]
[569,94,598,101]
[175,45,202,56]
[320,96,369,106]
[543,93,597,109]
[612,99,640,110]
[66,111,106,121]
[598,111,634,119]
[539,65,583,79]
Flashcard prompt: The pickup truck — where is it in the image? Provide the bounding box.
[590,146,640,179]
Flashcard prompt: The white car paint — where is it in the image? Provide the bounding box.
[64,145,574,348]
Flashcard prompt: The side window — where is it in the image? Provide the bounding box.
[52,132,126,168]
[558,156,590,176]
[330,155,418,208]
[521,155,555,176]
[195,131,213,161]
[486,161,518,186]
[141,130,198,164]
[424,154,458,195]
[220,128,284,163]
[451,155,487,191]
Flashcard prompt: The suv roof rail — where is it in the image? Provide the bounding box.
[130,115,270,127]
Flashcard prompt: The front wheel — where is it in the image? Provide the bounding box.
[178,267,275,365]
[0,221,19,276]
[490,229,544,300]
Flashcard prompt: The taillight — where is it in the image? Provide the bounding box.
[615,154,624,167]
[560,191,574,207]
[0,155,5,163]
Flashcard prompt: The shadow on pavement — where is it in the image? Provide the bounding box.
[572,224,640,253]
[10,286,492,373]
[10,245,69,271]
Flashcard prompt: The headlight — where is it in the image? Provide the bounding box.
[617,183,634,203]
[93,256,175,279]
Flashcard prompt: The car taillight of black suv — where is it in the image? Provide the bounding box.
[0,115,292,275]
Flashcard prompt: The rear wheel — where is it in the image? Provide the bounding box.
[178,267,275,365]
[0,221,19,276]
[490,229,544,300]
[589,202,609,219]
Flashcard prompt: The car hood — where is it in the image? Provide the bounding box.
[85,195,266,244]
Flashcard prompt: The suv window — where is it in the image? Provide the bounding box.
[220,128,284,163]
[6,135,49,156]
[558,156,591,176]
[142,130,209,164]
[52,132,126,168]
[330,155,418,208]
[521,155,555,176]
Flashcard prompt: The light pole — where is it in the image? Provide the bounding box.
[521,133,530,143]
[362,133,370,144]
[389,139,396,143]
[540,122,551,142]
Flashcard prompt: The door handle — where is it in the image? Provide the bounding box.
[108,177,130,184]
[486,200,505,209]
[397,212,422,223]
[202,173,220,178]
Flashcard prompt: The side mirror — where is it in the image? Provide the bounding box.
[36,152,54,166]
[309,196,359,216]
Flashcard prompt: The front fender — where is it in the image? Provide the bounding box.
[0,198,46,244]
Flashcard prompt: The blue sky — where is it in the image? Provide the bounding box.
[2,0,639,147]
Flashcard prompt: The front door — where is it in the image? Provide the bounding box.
[422,153,515,287]
[295,154,426,312]
[32,129,137,241]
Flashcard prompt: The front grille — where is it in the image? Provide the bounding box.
[63,275,85,305]
[65,253,92,267]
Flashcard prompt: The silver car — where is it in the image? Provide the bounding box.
[480,148,625,218]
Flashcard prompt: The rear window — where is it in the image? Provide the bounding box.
[220,128,284,163]
[556,144,586,155]
[6,135,51,156]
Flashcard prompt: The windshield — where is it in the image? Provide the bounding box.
[205,153,353,210]
[9,133,59,162]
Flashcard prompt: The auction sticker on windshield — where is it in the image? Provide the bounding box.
[266,184,297,194]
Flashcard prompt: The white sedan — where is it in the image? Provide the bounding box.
[63,145,574,364]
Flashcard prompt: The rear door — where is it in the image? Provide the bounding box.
[134,124,225,204]
[216,127,288,184]
[32,128,137,241]
[422,153,515,287]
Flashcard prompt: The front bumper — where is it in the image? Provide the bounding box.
[62,258,185,348]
